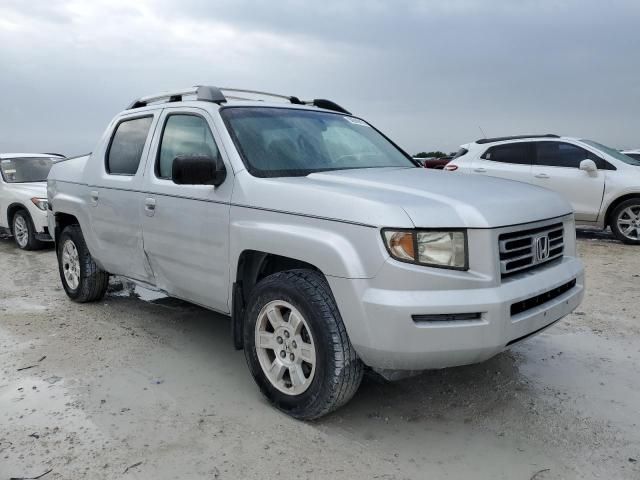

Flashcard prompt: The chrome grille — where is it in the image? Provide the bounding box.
[499,223,564,277]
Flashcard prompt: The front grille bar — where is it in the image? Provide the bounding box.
[499,223,564,277]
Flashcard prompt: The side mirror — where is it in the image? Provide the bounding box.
[579,159,597,173]
[172,155,226,186]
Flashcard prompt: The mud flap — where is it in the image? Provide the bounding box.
[231,282,245,350]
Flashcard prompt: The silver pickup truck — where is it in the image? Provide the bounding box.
[48,86,585,419]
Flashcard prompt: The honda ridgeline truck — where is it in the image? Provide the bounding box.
[47,86,585,419]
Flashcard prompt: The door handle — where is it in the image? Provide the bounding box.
[144,198,156,217]
[89,190,99,207]
[474,168,487,173]
[535,173,550,179]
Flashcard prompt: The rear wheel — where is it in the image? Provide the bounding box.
[57,225,109,302]
[12,210,44,250]
[610,199,640,245]
[244,269,363,420]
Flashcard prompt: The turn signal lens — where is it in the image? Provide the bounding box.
[383,231,415,261]
[444,164,458,171]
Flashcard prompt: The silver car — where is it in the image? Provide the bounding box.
[47,87,585,419]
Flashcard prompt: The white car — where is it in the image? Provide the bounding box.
[621,150,640,161]
[446,135,640,244]
[0,153,64,249]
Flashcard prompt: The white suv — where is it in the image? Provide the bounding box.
[446,135,640,244]
[0,153,64,249]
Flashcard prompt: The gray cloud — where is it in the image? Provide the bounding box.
[0,0,638,156]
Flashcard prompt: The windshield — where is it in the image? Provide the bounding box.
[580,140,640,166]
[221,107,415,177]
[0,157,55,183]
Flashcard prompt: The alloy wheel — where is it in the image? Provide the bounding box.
[255,300,316,395]
[13,215,29,248]
[61,239,81,290]
[616,205,640,241]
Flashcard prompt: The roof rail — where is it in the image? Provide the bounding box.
[126,85,351,114]
[476,134,560,144]
[127,86,226,109]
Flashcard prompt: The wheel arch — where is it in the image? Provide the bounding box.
[6,202,29,232]
[52,212,80,244]
[231,250,323,350]
[604,193,640,227]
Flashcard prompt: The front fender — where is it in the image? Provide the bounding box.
[229,206,388,281]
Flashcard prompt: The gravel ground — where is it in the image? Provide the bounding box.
[0,229,638,479]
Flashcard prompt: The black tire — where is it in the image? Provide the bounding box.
[12,210,44,251]
[243,269,363,420]
[57,225,109,302]
[610,198,640,245]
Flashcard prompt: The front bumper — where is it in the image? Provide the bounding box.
[31,206,53,241]
[328,256,584,371]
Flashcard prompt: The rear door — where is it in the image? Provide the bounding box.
[471,142,534,183]
[85,113,159,282]
[140,107,232,313]
[531,141,606,221]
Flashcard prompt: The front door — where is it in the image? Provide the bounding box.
[141,107,232,313]
[531,141,606,221]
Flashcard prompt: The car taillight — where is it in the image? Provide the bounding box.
[444,164,458,171]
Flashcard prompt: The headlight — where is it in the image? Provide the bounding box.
[30,197,48,211]
[382,229,468,270]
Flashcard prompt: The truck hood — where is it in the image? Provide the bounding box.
[236,167,572,229]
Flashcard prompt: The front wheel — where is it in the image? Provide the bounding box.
[12,210,43,250]
[244,270,363,420]
[610,199,640,245]
[57,225,109,302]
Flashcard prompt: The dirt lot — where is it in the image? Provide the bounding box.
[1,230,638,479]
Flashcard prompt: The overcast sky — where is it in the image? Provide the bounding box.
[1,0,638,156]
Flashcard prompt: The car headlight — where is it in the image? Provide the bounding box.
[382,229,468,270]
[30,197,48,211]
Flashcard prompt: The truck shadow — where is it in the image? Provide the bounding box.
[102,277,533,430]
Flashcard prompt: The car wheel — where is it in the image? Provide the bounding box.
[244,269,363,420]
[12,210,44,250]
[57,225,109,302]
[610,199,640,245]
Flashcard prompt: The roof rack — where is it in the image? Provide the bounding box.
[476,134,560,144]
[126,85,351,114]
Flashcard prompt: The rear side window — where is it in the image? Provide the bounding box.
[452,148,468,160]
[156,114,221,179]
[106,116,153,175]
[481,143,532,165]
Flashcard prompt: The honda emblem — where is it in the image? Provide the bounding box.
[534,234,550,262]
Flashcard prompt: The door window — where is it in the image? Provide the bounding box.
[106,116,153,175]
[480,142,532,165]
[535,141,600,168]
[156,114,221,179]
